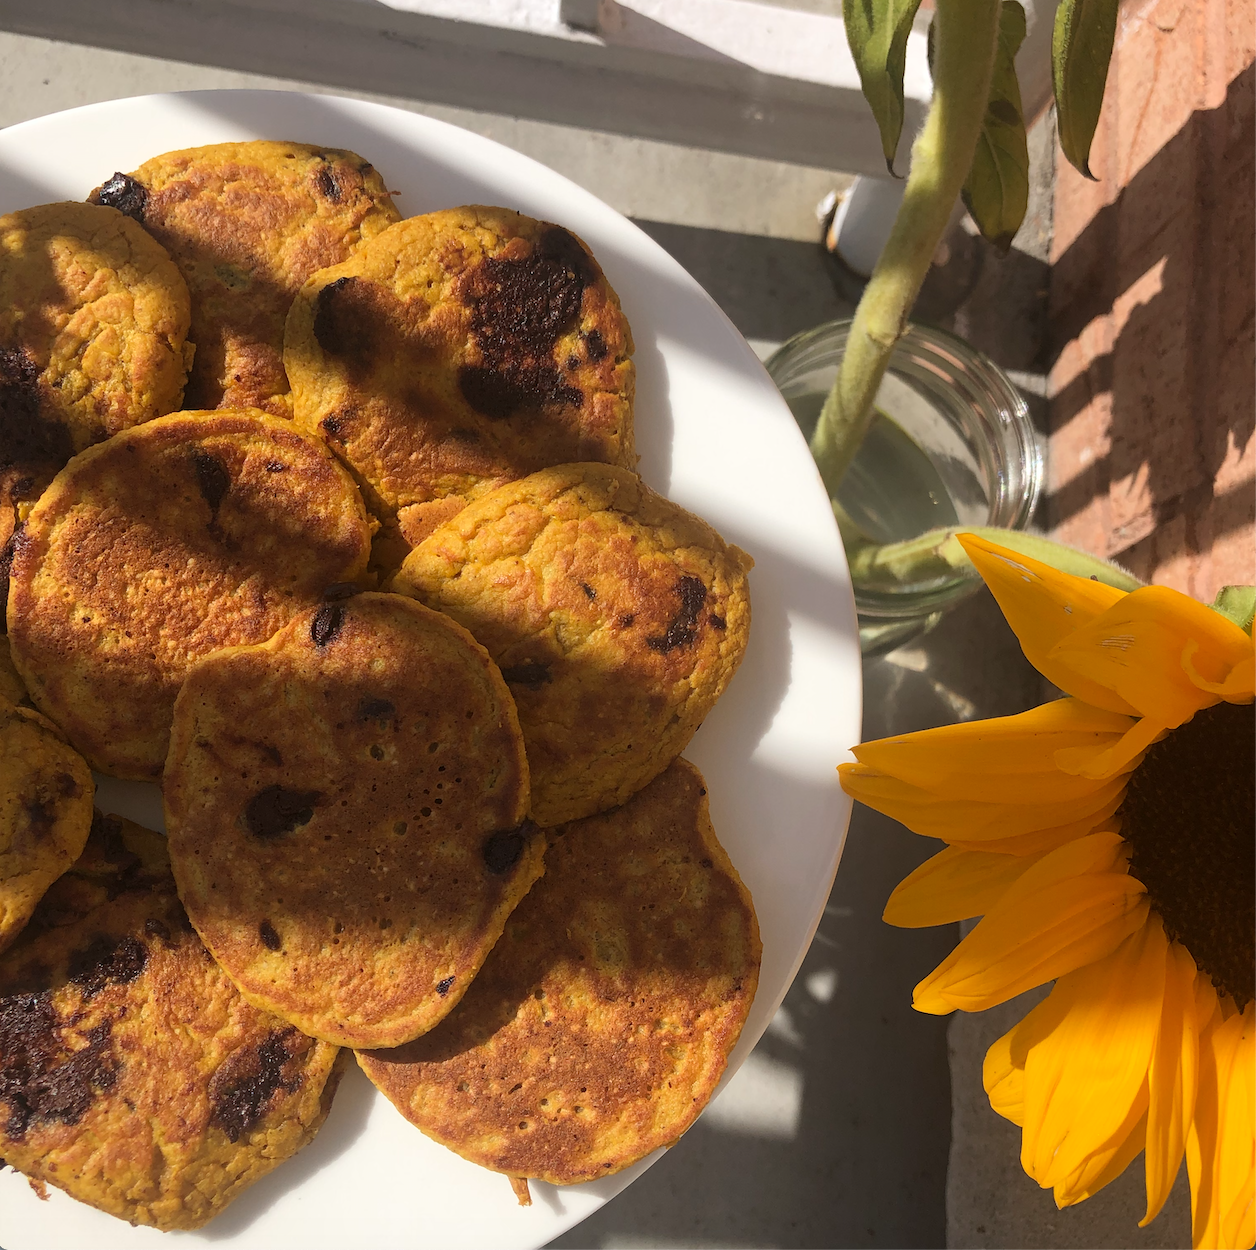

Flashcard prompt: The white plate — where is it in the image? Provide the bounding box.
[0,90,860,1250]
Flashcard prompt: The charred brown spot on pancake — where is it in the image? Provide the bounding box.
[258,920,282,951]
[0,348,73,495]
[93,172,148,223]
[709,614,726,630]
[208,1029,304,1143]
[0,992,119,1140]
[190,448,230,515]
[358,696,395,722]
[311,602,345,648]
[581,582,596,600]
[483,821,536,874]
[500,659,552,690]
[320,414,344,440]
[243,786,321,840]
[436,976,455,996]
[23,799,55,837]
[457,232,592,420]
[647,577,707,653]
[67,935,148,999]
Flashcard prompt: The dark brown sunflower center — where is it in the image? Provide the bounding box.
[1120,700,1254,1009]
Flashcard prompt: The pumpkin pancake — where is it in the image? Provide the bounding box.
[6,409,371,780]
[91,140,399,417]
[357,759,760,1187]
[0,812,345,1231]
[392,463,752,826]
[0,701,93,954]
[164,592,540,1050]
[284,206,635,566]
[0,201,192,536]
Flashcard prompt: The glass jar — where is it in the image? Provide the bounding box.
[767,320,1043,656]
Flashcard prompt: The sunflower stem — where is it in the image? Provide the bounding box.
[809,0,1003,499]
[847,526,1146,592]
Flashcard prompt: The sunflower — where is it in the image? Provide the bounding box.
[839,533,1255,1250]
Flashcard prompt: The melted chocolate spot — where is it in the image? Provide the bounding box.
[24,799,55,836]
[436,976,455,996]
[258,921,281,951]
[358,697,395,721]
[0,349,73,492]
[94,172,148,222]
[313,165,343,203]
[320,415,343,439]
[646,576,707,653]
[323,582,360,601]
[190,448,229,514]
[0,993,118,1140]
[709,614,726,630]
[483,821,536,874]
[311,603,344,648]
[617,613,635,628]
[265,460,286,473]
[500,659,551,690]
[581,582,596,600]
[208,1030,302,1143]
[584,329,608,361]
[457,233,590,420]
[68,935,147,999]
[243,786,321,840]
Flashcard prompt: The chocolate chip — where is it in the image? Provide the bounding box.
[320,415,343,439]
[68,935,147,999]
[243,786,321,840]
[190,448,229,514]
[94,173,147,222]
[646,576,707,653]
[709,614,726,630]
[358,697,395,721]
[208,1030,303,1143]
[580,582,596,600]
[436,976,455,996]
[310,603,344,648]
[500,659,551,690]
[258,921,281,951]
[483,820,536,874]
[265,460,286,473]
[617,614,634,628]
[584,329,608,361]
[313,164,343,203]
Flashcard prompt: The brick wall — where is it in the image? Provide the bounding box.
[1048,0,1255,599]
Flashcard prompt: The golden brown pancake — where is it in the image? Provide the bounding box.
[164,592,540,1050]
[90,141,399,417]
[284,206,635,564]
[6,409,372,780]
[0,701,93,954]
[0,201,192,533]
[0,812,345,1231]
[357,759,761,1186]
[392,463,752,826]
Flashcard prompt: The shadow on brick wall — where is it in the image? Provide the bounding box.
[1048,60,1255,578]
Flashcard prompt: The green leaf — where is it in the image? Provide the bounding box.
[1211,585,1256,635]
[962,2,1029,254]
[1052,0,1120,179]
[845,0,925,175]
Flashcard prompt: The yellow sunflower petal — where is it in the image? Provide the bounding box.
[884,845,1046,928]
[1184,644,1256,702]
[1143,933,1204,1226]
[1055,1105,1149,1208]
[839,763,1127,845]
[1188,1002,1255,1250]
[958,533,1139,714]
[912,833,1148,1015]
[1020,920,1167,1187]
[947,803,1122,857]
[1049,586,1254,728]
[983,991,1073,1128]
[851,699,1137,799]
[1053,713,1167,781]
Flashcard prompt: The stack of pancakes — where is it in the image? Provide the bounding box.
[0,140,761,1229]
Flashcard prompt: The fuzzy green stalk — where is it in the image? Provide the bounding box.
[810,0,1003,499]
